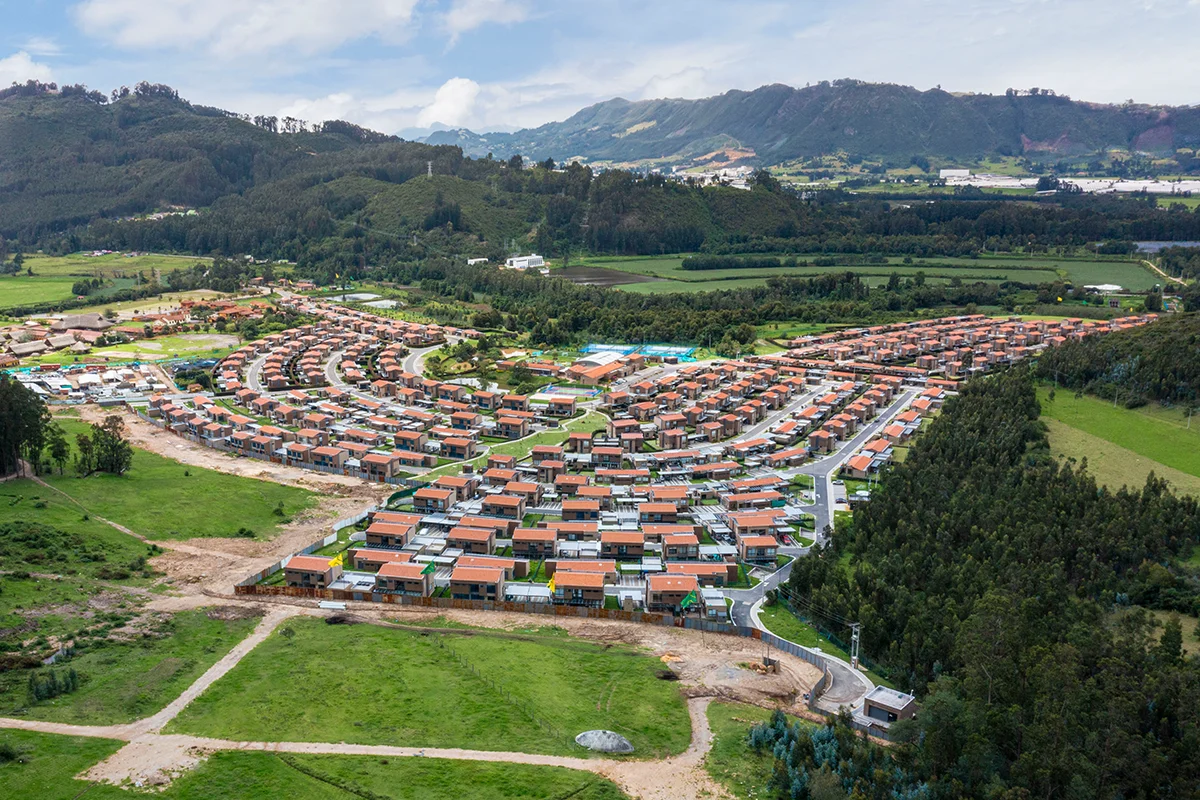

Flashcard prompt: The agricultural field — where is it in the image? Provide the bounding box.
[0,609,259,725]
[0,275,82,308]
[168,616,692,757]
[19,252,208,278]
[552,253,1159,294]
[41,418,317,540]
[0,730,630,800]
[1038,388,1200,494]
[0,253,210,311]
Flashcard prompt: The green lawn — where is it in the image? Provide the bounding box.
[169,617,691,757]
[0,730,630,800]
[42,419,317,540]
[758,603,893,689]
[705,701,814,800]
[0,609,259,725]
[1038,387,1200,488]
[424,411,604,480]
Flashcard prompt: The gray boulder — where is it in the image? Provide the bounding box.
[574,730,635,753]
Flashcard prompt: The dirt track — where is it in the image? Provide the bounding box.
[0,595,822,797]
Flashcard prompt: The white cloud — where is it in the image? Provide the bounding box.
[417,77,481,127]
[73,0,420,56]
[21,37,63,57]
[0,51,54,86]
[443,0,529,44]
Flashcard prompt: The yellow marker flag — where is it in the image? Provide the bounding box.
[1056,296,1063,302]
[547,574,556,593]
[328,552,343,568]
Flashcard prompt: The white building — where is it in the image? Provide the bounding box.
[939,168,971,180]
[504,254,545,270]
[467,257,489,265]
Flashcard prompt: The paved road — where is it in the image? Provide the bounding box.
[722,387,920,712]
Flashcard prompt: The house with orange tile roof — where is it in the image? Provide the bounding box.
[284,555,342,589]
[375,562,433,596]
[551,570,606,608]
[449,566,505,601]
[645,574,701,612]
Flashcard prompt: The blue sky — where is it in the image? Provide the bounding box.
[2,0,1199,135]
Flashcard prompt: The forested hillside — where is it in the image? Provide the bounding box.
[788,370,1200,798]
[6,83,1200,279]
[425,80,1200,165]
[1035,312,1200,406]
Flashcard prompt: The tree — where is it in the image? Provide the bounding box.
[1159,614,1184,664]
[44,423,70,476]
[92,415,133,475]
[75,432,95,475]
[0,375,50,476]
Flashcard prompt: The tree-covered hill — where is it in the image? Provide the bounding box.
[1036,312,1200,407]
[0,82,405,239]
[788,369,1200,798]
[425,79,1200,165]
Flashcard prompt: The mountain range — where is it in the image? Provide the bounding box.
[423,80,1200,167]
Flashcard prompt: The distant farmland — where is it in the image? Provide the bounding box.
[550,254,1162,294]
[0,252,211,311]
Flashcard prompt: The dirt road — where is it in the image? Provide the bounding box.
[1142,259,1187,287]
[0,597,819,797]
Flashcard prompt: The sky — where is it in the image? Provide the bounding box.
[2,0,1199,136]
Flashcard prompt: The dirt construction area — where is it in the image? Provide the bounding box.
[75,404,378,495]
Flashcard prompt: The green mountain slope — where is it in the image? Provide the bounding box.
[424,80,1200,165]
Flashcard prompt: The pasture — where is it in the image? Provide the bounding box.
[0,730,630,800]
[168,616,692,757]
[554,254,1159,294]
[22,251,208,278]
[42,418,317,540]
[1038,388,1200,487]
[0,481,158,645]
[0,610,259,725]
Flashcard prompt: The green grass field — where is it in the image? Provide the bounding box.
[0,275,82,308]
[554,253,1159,294]
[705,702,813,800]
[41,419,316,540]
[0,730,630,800]
[1038,388,1200,492]
[0,253,211,311]
[0,480,159,647]
[0,609,259,725]
[169,617,691,757]
[21,252,209,278]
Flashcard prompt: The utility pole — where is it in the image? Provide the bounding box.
[850,622,861,670]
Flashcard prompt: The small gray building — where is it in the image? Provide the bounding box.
[862,686,917,727]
